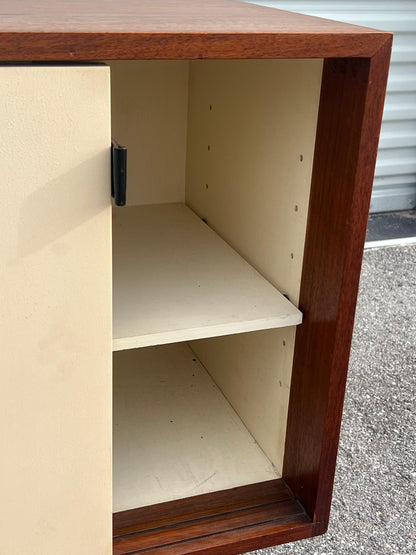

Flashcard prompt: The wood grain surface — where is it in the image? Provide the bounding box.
[0,0,389,60]
[113,479,314,554]
[283,37,393,525]
[113,479,290,536]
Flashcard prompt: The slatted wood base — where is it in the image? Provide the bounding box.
[113,479,312,555]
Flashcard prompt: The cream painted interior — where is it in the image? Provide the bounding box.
[186,59,322,305]
[112,203,301,351]
[109,61,189,206]
[186,59,322,471]
[0,66,112,554]
[111,59,322,501]
[113,343,279,511]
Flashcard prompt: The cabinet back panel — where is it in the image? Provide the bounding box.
[186,59,322,471]
[0,66,112,554]
[109,61,189,206]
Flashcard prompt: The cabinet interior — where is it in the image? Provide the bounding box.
[110,59,323,512]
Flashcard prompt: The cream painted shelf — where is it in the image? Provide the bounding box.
[113,342,279,511]
[112,203,302,351]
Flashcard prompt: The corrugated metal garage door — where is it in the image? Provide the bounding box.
[245,1,416,213]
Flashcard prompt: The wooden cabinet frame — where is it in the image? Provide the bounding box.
[0,1,391,553]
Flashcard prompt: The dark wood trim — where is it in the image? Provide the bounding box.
[114,520,315,555]
[113,478,314,555]
[0,32,388,62]
[283,37,392,525]
[114,479,291,537]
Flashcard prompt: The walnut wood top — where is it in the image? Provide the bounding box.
[0,0,381,33]
[0,0,391,60]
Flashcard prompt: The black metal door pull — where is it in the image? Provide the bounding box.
[111,139,127,206]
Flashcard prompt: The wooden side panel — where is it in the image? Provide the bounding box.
[283,39,392,524]
[110,61,189,206]
[0,66,112,554]
[186,59,322,472]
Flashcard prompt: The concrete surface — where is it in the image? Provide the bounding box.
[249,244,416,555]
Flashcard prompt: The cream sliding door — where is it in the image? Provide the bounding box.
[0,65,112,554]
